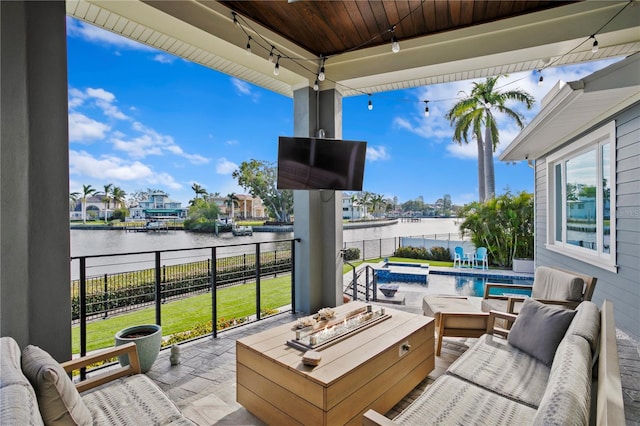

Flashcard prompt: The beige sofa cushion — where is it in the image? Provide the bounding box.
[532,266,584,301]
[393,374,537,425]
[21,345,92,426]
[533,335,592,425]
[447,333,551,408]
[82,374,195,425]
[0,337,44,426]
[565,301,601,353]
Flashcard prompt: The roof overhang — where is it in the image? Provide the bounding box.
[500,52,640,161]
[67,1,640,98]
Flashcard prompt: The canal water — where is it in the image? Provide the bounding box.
[70,218,462,279]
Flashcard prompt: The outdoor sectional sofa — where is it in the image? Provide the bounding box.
[0,337,194,425]
[364,299,625,425]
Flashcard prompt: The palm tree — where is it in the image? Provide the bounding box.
[370,194,385,218]
[80,184,96,224]
[446,75,534,202]
[225,193,239,219]
[69,192,80,211]
[101,183,113,222]
[191,183,207,199]
[360,191,371,218]
[111,186,126,209]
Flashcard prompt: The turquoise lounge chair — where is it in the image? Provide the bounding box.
[453,246,470,268]
[475,247,488,270]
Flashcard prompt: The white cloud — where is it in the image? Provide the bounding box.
[67,18,155,51]
[153,54,176,64]
[68,113,110,143]
[366,146,390,161]
[226,139,239,145]
[231,77,260,102]
[86,88,115,103]
[216,158,238,175]
[69,150,153,180]
[69,150,182,190]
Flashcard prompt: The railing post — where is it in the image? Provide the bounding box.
[79,257,87,380]
[291,240,296,314]
[155,251,161,325]
[211,247,217,339]
[362,240,365,261]
[103,274,108,319]
[255,243,261,321]
[365,267,370,301]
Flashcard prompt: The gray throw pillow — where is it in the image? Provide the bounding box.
[508,298,576,365]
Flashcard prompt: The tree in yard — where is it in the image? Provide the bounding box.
[69,191,80,211]
[191,183,208,203]
[446,75,534,202]
[225,193,239,219]
[80,184,96,224]
[458,191,534,268]
[370,194,385,217]
[101,183,113,222]
[111,186,126,209]
[232,159,293,222]
[127,188,163,208]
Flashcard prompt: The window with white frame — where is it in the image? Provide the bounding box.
[546,121,616,271]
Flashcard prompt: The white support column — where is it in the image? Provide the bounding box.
[1,1,71,361]
[292,88,344,314]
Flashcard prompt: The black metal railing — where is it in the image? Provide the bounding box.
[71,239,299,371]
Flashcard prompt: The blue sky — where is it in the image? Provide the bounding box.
[67,17,620,207]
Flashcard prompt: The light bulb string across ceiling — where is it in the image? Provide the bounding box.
[230,0,633,112]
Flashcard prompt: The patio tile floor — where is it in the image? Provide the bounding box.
[144,268,639,425]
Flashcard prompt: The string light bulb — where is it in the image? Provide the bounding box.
[268,46,275,63]
[318,66,325,81]
[391,34,400,53]
[232,12,240,29]
[368,96,373,111]
[245,36,251,55]
[273,56,280,76]
[423,100,430,117]
[313,78,319,92]
[538,74,544,87]
[591,35,599,53]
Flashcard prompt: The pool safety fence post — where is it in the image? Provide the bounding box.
[379,239,382,259]
[365,267,370,301]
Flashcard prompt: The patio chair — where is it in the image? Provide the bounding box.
[453,246,470,268]
[474,247,488,270]
[481,266,597,318]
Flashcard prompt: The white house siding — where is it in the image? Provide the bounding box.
[534,104,640,340]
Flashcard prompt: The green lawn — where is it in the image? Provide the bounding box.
[74,275,291,353]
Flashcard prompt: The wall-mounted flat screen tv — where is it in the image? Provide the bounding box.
[277,137,367,190]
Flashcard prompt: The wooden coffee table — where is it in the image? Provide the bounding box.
[236,302,434,425]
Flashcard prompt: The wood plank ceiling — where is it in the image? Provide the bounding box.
[220,1,576,57]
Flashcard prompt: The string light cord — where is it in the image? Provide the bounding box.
[230,1,633,111]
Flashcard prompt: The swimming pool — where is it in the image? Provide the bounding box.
[377,270,533,298]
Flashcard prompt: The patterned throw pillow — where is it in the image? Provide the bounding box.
[508,298,576,365]
[21,345,93,425]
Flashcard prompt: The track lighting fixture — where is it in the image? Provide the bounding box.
[591,35,599,53]
[274,56,280,76]
[423,100,429,117]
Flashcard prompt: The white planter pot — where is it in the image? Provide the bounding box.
[513,258,534,274]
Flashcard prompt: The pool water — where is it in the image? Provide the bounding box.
[378,272,533,298]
